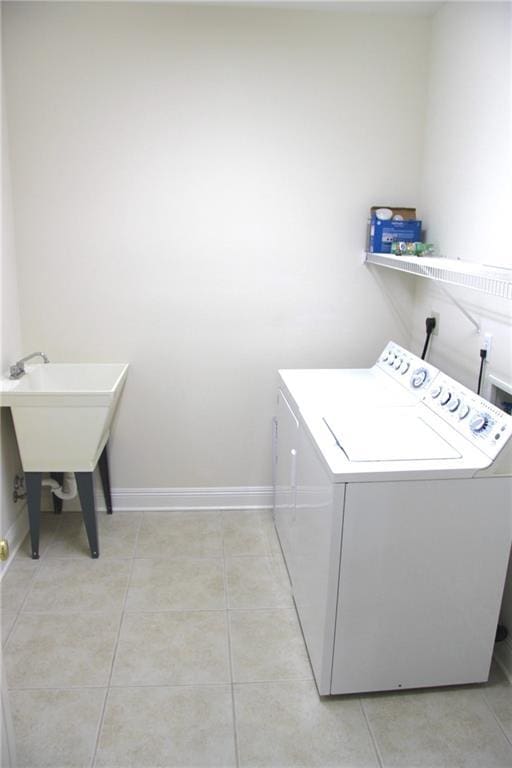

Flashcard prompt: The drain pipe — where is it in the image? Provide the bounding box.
[42,472,78,500]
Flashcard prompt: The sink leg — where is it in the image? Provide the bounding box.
[75,472,99,558]
[50,472,64,514]
[98,444,113,515]
[25,472,42,559]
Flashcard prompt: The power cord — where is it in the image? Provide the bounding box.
[477,348,487,395]
[421,316,436,360]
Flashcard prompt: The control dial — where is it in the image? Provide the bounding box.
[470,413,489,434]
[388,354,396,366]
[394,358,402,370]
[431,386,442,399]
[448,398,460,413]
[458,404,470,420]
[440,391,452,406]
[400,362,410,375]
[411,368,428,389]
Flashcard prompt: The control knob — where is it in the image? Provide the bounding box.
[470,413,489,434]
[400,361,410,375]
[458,404,470,420]
[388,354,396,366]
[448,398,460,413]
[411,368,428,389]
[394,357,402,370]
[431,386,442,399]
[440,391,452,406]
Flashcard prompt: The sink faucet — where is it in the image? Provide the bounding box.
[9,352,50,379]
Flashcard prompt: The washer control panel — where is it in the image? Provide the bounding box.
[376,342,439,396]
[424,373,512,459]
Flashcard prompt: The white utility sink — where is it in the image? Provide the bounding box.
[0,363,128,472]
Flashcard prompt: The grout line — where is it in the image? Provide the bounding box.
[90,511,143,767]
[224,676,315,686]
[359,697,384,768]
[14,563,46,616]
[222,516,241,768]
[479,687,512,749]
[8,681,234,692]
[2,612,21,651]
[227,606,297,614]
[16,606,227,615]
[8,683,111,691]
[7,678,319,692]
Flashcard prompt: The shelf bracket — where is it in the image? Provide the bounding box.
[410,258,481,332]
[364,252,483,333]
[418,266,481,333]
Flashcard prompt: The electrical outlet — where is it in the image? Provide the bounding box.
[482,332,492,359]
[430,310,440,336]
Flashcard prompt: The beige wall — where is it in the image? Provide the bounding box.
[3,2,427,490]
[1,3,24,548]
[411,2,512,627]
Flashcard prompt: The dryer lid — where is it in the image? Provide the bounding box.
[323,410,461,462]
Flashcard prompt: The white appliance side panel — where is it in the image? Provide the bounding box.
[274,390,299,567]
[292,424,345,695]
[332,478,512,694]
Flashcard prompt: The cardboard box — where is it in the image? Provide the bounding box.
[370,218,422,253]
[370,206,417,221]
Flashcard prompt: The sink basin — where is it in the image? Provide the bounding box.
[0,363,128,472]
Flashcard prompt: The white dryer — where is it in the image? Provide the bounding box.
[274,346,512,695]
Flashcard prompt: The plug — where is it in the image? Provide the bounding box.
[425,316,436,335]
[482,333,492,360]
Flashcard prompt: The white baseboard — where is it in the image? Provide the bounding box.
[96,486,274,512]
[493,637,512,682]
[39,486,274,513]
[3,487,274,577]
[0,502,29,579]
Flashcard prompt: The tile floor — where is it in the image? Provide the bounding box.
[1,509,512,768]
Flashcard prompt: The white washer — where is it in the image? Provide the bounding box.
[274,345,512,695]
[281,340,439,413]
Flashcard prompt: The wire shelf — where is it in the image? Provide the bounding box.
[364,253,512,300]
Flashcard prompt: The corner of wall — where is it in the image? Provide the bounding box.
[1,8,25,566]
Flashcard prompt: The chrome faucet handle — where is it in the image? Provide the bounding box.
[9,352,50,379]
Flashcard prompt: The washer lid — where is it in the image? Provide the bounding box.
[323,411,461,462]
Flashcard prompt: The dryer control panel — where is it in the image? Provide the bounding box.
[424,373,512,460]
[376,342,439,396]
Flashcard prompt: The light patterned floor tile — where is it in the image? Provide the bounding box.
[96,685,236,767]
[1,611,17,645]
[126,557,225,611]
[47,511,142,559]
[1,560,40,613]
[230,608,312,683]
[362,686,512,767]
[15,513,60,561]
[482,662,512,740]
[136,511,223,558]
[235,680,379,768]
[226,556,292,609]
[223,511,272,556]
[5,612,121,688]
[111,610,230,685]
[23,558,130,613]
[11,687,106,768]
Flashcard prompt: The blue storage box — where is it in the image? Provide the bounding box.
[370,217,422,253]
